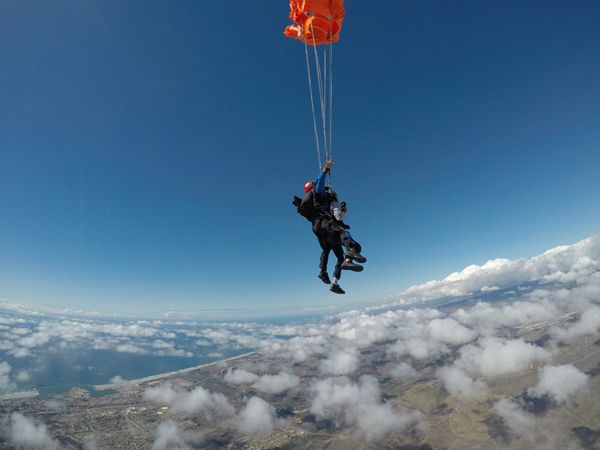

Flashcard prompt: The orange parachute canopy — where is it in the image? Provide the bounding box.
[284,0,345,46]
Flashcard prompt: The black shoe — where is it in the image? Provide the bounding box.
[341,259,364,272]
[345,248,367,263]
[330,283,345,294]
[318,271,331,284]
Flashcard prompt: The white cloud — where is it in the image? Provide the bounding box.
[152,339,172,349]
[1,413,59,450]
[91,338,110,350]
[115,343,149,355]
[109,375,135,391]
[451,298,562,335]
[11,327,31,335]
[0,362,16,393]
[0,340,15,351]
[236,397,279,435]
[529,364,589,404]
[387,235,600,305]
[154,348,193,358]
[152,421,190,450]
[43,400,66,411]
[319,347,359,375]
[194,326,261,350]
[259,334,328,362]
[494,398,537,437]
[434,337,551,399]
[453,337,551,378]
[481,285,500,292]
[143,382,235,418]
[17,332,51,348]
[9,347,33,358]
[224,368,259,385]
[389,336,448,360]
[309,376,424,440]
[0,314,203,363]
[255,372,300,394]
[426,318,477,345]
[390,362,417,379]
[147,339,193,357]
[330,312,397,348]
[95,322,159,338]
[151,421,203,450]
[387,311,477,361]
[551,307,600,342]
[223,368,299,394]
[0,315,27,325]
[16,369,31,383]
[437,366,486,399]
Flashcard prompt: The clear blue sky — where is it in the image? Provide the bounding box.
[1,1,599,317]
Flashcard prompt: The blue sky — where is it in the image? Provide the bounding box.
[1,1,599,317]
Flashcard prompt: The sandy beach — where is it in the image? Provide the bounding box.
[93,351,257,391]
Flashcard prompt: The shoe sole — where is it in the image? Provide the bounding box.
[330,289,345,294]
[341,264,363,272]
[346,254,367,263]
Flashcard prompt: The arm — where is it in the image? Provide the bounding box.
[315,159,333,194]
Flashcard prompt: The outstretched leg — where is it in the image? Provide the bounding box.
[312,218,333,284]
[317,235,332,284]
[318,235,329,272]
[329,244,346,294]
[340,230,366,263]
[331,244,345,280]
[340,230,361,253]
[326,226,364,272]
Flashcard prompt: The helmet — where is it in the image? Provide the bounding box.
[303,181,315,193]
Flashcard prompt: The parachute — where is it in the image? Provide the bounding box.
[283,0,345,171]
[284,0,345,46]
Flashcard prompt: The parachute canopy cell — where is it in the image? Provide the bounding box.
[284,0,345,46]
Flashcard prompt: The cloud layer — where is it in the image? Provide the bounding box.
[1,235,599,445]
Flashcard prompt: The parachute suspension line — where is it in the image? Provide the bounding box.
[310,24,330,163]
[328,41,334,163]
[323,45,327,157]
[323,45,331,162]
[323,19,334,187]
[301,20,336,174]
[327,41,334,187]
[304,39,323,170]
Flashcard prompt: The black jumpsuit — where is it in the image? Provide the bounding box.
[299,190,345,279]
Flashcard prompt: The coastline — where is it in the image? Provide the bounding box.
[94,351,257,391]
[0,389,40,401]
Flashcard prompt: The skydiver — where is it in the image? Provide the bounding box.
[316,194,367,294]
[292,160,365,294]
[324,194,366,265]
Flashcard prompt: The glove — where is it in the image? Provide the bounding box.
[292,196,302,207]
